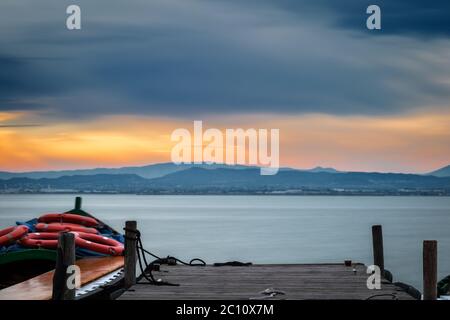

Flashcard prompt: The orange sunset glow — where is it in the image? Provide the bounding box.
[1,110,449,173]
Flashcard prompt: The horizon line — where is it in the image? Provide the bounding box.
[1,161,447,175]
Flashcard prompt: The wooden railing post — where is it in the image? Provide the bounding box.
[75,197,82,210]
[372,225,384,273]
[423,240,437,300]
[52,232,76,300]
[124,220,137,289]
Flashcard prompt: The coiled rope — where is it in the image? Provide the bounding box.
[124,227,206,286]
[365,293,398,300]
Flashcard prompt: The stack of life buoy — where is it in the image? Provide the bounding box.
[0,225,29,247]
[0,213,124,256]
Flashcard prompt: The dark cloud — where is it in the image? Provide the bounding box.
[0,0,449,119]
[334,0,450,38]
[0,54,77,109]
[223,0,450,38]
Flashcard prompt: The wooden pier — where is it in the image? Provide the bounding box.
[118,263,414,300]
[0,213,438,300]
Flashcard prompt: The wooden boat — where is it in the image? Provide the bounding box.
[0,197,125,300]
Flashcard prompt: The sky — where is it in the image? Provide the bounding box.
[0,0,449,173]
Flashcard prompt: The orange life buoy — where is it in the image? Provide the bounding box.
[0,225,29,246]
[38,213,98,227]
[19,232,60,249]
[35,222,99,234]
[74,232,124,256]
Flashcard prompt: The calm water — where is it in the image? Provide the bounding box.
[1,194,449,291]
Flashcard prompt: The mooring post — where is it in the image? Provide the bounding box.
[423,240,437,300]
[124,220,137,289]
[372,225,384,273]
[52,232,76,300]
[75,196,82,210]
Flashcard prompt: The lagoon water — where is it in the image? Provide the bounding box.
[1,194,449,291]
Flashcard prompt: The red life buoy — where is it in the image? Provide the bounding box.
[38,213,98,227]
[19,232,60,249]
[74,232,124,256]
[35,222,99,234]
[0,225,29,246]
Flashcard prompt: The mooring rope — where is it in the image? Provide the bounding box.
[124,227,206,286]
[365,293,398,300]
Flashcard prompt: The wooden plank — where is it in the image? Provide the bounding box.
[124,221,137,288]
[372,225,384,272]
[423,240,437,300]
[0,256,124,300]
[119,263,414,300]
[52,232,76,300]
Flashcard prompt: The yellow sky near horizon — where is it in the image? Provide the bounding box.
[0,110,449,173]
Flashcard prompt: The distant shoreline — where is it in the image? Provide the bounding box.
[1,192,449,197]
[2,164,449,197]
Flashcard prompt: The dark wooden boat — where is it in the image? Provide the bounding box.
[0,197,125,300]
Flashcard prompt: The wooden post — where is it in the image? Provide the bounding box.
[124,220,137,289]
[372,225,384,273]
[52,232,76,300]
[423,240,437,300]
[75,197,82,210]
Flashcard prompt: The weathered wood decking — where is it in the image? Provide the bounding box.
[119,263,414,300]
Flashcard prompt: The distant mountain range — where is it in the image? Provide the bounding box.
[0,162,199,180]
[0,163,336,180]
[305,166,341,174]
[0,163,449,195]
[428,165,450,177]
[148,167,450,190]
